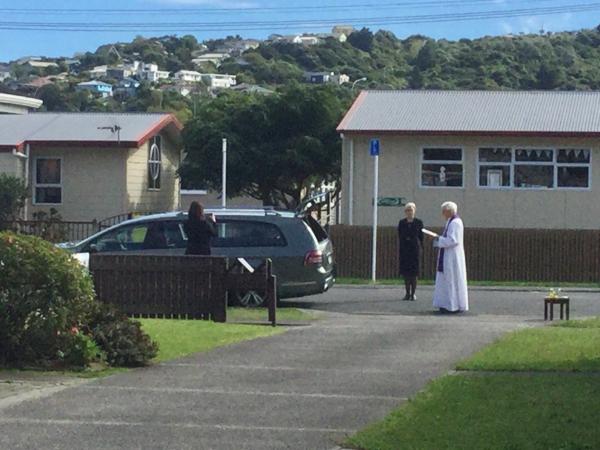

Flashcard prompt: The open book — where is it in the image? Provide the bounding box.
[422,228,439,238]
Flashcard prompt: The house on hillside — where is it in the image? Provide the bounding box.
[76,80,113,97]
[89,65,108,78]
[22,60,59,70]
[174,70,202,83]
[192,53,229,67]
[0,112,183,222]
[304,72,350,85]
[137,63,170,82]
[337,90,600,230]
[114,78,140,98]
[200,73,236,89]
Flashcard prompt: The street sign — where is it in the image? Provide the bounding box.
[377,197,406,207]
[370,139,380,156]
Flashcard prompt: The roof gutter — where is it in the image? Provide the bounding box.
[337,130,600,138]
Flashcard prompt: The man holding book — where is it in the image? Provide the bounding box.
[424,202,469,313]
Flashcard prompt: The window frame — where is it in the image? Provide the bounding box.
[419,146,465,189]
[476,146,592,191]
[148,135,162,191]
[33,156,63,205]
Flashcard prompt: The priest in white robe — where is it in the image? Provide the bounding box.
[432,202,469,313]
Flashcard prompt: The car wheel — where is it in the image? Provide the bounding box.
[235,290,267,308]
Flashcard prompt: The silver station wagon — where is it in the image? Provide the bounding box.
[61,209,335,305]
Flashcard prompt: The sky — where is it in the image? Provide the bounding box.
[1,0,600,61]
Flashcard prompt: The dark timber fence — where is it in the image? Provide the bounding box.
[1,220,100,243]
[329,225,600,283]
[89,254,277,325]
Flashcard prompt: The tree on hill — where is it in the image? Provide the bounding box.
[347,28,375,52]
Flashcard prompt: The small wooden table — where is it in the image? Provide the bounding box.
[544,296,570,321]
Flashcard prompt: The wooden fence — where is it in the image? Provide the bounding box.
[89,254,277,325]
[329,225,600,283]
[1,220,100,243]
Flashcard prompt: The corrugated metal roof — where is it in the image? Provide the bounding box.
[0,112,181,148]
[337,90,600,134]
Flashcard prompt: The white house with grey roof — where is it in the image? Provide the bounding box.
[337,90,600,229]
[0,112,183,222]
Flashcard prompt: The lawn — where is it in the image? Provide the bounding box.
[347,317,600,450]
[140,318,284,362]
[347,374,600,450]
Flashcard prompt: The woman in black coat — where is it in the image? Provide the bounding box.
[398,202,424,301]
[184,201,217,256]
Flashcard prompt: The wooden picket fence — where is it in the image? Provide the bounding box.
[329,225,600,283]
[89,254,277,325]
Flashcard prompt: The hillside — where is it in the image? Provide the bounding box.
[4,26,600,120]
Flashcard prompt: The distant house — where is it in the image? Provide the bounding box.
[114,78,140,97]
[76,80,113,97]
[20,76,55,93]
[106,67,131,80]
[200,73,237,89]
[174,70,202,83]
[332,25,355,42]
[338,90,600,229]
[0,112,183,222]
[137,63,170,82]
[192,53,229,67]
[63,59,81,73]
[89,65,108,78]
[24,60,59,70]
[304,72,349,85]
[0,91,42,114]
[282,35,321,46]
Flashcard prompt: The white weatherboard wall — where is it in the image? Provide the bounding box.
[342,134,600,230]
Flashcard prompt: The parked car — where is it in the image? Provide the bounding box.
[59,209,335,305]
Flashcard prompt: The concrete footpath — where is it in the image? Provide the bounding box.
[0,304,533,450]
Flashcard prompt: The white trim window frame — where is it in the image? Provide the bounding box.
[148,135,162,191]
[513,147,555,190]
[476,147,592,191]
[420,146,464,189]
[477,147,512,190]
[33,157,63,205]
[556,148,592,191]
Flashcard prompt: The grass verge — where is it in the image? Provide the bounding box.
[139,318,283,363]
[347,317,600,450]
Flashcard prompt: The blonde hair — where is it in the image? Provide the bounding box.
[404,202,416,211]
[441,201,458,214]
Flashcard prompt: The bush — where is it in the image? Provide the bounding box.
[0,232,157,369]
[0,232,97,366]
[0,174,28,227]
[88,303,158,367]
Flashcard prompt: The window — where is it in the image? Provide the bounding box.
[89,221,186,252]
[477,147,591,190]
[148,135,162,190]
[557,149,590,188]
[34,158,62,204]
[421,148,463,187]
[209,220,287,248]
[479,148,511,188]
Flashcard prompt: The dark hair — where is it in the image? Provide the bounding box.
[188,201,204,220]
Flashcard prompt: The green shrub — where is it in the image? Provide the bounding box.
[0,174,28,227]
[0,232,157,369]
[89,303,158,367]
[0,232,97,366]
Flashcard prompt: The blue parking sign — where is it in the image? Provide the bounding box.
[370,139,380,156]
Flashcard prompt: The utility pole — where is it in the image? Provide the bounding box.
[222,138,227,208]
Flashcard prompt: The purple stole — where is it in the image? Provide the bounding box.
[437,215,458,273]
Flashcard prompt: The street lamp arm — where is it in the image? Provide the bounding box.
[352,77,367,90]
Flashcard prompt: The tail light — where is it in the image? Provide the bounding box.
[304,249,323,266]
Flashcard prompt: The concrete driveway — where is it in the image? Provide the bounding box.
[1,286,597,450]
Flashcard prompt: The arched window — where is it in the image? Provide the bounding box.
[148,135,162,190]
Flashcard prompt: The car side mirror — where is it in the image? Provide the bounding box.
[89,244,99,254]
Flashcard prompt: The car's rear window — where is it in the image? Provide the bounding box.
[212,220,287,248]
[304,216,329,243]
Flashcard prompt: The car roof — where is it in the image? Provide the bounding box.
[109,208,299,227]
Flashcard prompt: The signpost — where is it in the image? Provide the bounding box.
[370,139,380,283]
[377,197,406,207]
[222,138,227,208]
